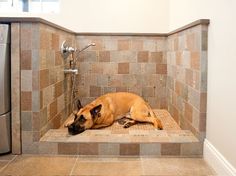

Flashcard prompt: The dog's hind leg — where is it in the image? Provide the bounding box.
[130,106,163,130]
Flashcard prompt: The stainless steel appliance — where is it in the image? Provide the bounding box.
[0,24,11,154]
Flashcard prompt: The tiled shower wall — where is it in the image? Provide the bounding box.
[166,25,208,141]
[19,22,75,153]
[10,19,208,154]
[75,35,167,109]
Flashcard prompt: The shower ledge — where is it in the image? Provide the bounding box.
[40,110,198,144]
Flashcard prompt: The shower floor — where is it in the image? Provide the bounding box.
[39,109,201,156]
[41,110,197,143]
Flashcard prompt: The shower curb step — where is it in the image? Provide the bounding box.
[38,129,202,156]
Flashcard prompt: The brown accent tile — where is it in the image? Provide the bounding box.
[21,91,32,111]
[55,81,63,98]
[191,52,200,70]
[120,144,140,155]
[116,87,127,92]
[172,105,179,123]
[21,50,32,70]
[55,51,62,66]
[118,39,130,50]
[138,51,149,62]
[99,51,110,62]
[40,29,52,50]
[49,100,57,119]
[175,81,183,96]
[90,86,101,97]
[187,33,195,51]
[91,63,103,74]
[150,52,163,63]
[161,143,181,155]
[78,143,98,155]
[51,33,59,50]
[58,143,78,155]
[118,63,129,74]
[200,93,207,112]
[32,112,40,131]
[40,69,49,89]
[199,113,206,132]
[156,64,167,74]
[185,103,193,123]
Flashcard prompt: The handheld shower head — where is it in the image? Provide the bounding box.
[77,43,96,53]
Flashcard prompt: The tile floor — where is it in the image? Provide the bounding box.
[0,154,217,176]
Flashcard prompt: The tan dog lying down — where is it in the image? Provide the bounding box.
[67,92,163,135]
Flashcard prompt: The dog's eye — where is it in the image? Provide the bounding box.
[79,115,86,123]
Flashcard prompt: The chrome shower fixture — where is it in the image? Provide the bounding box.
[61,40,76,59]
[77,43,96,54]
[60,40,96,59]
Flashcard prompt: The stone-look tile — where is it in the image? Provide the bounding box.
[78,143,99,155]
[116,87,127,92]
[11,23,21,154]
[40,69,49,89]
[199,112,207,132]
[118,62,129,74]
[39,142,58,154]
[175,51,182,65]
[200,92,207,113]
[202,30,208,51]
[161,143,181,155]
[21,91,32,111]
[98,143,120,155]
[49,100,57,120]
[58,143,78,155]
[131,39,143,50]
[55,81,63,98]
[21,112,32,131]
[142,87,155,97]
[191,51,200,70]
[72,157,142,176]
[142,158,216,176]
[21,70,32,91]
[120,144,140,156]
[21,50,31,70]
[90,85,101,97]
[32,70,39,91]
[150,51,163,63]
[156,64,167,74]
[21,23,32,50]
[138,51,149,62]
[140,143,161,156]
[118,39,130,50]
[0,155,76,176]
[185,102,193,123]
[99,51,110,62]
[181,142,203,156]
[51,33,59,50]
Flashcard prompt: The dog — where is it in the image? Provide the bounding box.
[66,92,163,135]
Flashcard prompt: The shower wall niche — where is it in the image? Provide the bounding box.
[7,18,209,155]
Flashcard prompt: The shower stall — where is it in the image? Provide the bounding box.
[0,24,11,154]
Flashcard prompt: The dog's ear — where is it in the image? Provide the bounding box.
[76,99,83,111]
[90,104,102,119]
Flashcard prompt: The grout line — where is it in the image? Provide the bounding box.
[0,155,18,173]
[69,155,79,176]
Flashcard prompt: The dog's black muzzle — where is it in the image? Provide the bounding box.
[67,124,85,135]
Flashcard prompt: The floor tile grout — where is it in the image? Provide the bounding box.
[0,155,18,173]
[69,155,79,176]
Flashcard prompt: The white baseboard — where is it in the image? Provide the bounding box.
[204,139,236,176]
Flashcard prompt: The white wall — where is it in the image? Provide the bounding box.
[169,0,236,170]
[0,0,169,33]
